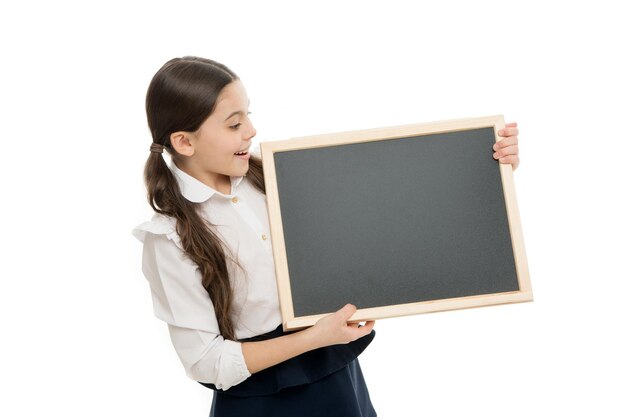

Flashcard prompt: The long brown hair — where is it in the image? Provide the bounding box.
[143,56,265,341]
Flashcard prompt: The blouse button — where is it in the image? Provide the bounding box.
[231,196,239,203]
[261,234,267,240]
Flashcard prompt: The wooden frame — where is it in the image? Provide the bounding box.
[261,115,532,331]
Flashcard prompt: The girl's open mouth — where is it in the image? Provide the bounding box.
[234,151,250,160]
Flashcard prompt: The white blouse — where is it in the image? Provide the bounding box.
[132,148,282,390]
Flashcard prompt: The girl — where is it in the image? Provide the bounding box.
[133,56,520,417]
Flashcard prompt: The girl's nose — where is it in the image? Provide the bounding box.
[246,123,257,140]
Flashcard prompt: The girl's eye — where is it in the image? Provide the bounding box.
[229,113,251,130]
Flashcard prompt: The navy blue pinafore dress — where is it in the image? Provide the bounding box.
[199,325,377,417]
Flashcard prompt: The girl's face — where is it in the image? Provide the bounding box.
[176,79,256,190]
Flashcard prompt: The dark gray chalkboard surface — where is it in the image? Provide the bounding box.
[261,116,532,330]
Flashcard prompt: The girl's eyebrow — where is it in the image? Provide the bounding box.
[224,110,245,121]
[224,100,251,121]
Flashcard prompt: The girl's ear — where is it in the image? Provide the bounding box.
[170,131,195,156]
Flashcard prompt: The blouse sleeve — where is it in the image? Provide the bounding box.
[135,224,251,390]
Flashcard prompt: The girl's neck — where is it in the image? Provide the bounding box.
[174,160,232,195]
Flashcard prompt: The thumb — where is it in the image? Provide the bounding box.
[337,304,357,320]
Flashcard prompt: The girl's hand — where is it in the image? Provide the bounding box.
[493,122,520,171]
[308,304,375,349]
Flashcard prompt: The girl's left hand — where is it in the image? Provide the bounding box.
[493,122,520,171]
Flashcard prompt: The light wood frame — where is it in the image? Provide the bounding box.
[261,115,532,331]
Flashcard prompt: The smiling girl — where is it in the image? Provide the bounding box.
[133,56,520,417]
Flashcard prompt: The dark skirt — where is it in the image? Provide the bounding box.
[199,324,376,417]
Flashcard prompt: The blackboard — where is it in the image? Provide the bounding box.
[261,116,532,331]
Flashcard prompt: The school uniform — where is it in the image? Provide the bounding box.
[133,147,376,416]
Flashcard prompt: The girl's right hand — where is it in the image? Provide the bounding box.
[307,304,375,349]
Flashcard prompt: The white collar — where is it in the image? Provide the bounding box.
[169,161,244,203]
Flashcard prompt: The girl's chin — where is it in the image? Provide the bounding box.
[236,166,250,177]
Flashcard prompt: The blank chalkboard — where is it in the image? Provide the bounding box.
[261,116,532,331]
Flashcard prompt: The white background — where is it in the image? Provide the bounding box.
[1,1,624,416]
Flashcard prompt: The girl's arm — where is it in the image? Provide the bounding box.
[242,304,375,374]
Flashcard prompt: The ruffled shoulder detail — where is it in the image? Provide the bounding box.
[132,214,183,250]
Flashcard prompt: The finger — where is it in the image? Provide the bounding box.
[497,155,519,167]
[493,136,518,150]
[505,122,518,128]
[498,127,519,137]
[338,304,357,320]
[347,322,374,338]
[493,145,519,159]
